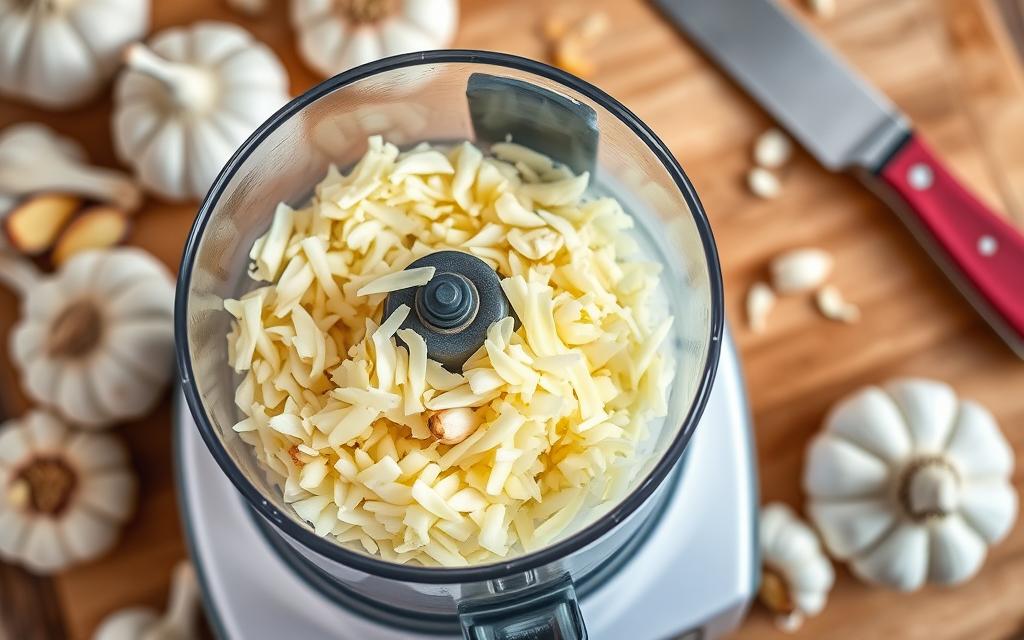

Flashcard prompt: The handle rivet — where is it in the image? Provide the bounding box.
[908,163,933,190]
[977,235,998,257]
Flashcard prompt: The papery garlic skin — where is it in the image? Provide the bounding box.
[759,503,834,632]
[290,0,458,78]
[0,0,149,109]
[0,411,136,574]
[6,249,176,429]
[804,378,1018,591]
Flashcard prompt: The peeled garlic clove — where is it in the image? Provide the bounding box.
[770,248,833,294]
[815,285,860,323]
[753,128,793,169]
[428,408,480,445]
[808,0,837,18]
[746,281,775,333]
[747,167,782,199]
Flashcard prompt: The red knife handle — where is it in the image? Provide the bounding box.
[877,133,1024,352]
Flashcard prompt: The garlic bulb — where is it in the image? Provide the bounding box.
[113,21,290,201]
[0,411,135,574]
[759,503,834,632]
[0,0,148,109]
[0,249,175,429]
[804,378,1018,591]
[93,561,199,640]
[290,0,458,78]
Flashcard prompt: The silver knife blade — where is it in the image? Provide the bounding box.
[654,0,909,171]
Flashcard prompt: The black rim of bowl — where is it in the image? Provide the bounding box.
[174,49,725,584]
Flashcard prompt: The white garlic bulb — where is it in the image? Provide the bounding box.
[0,249,175,429]
[804,378,1018,591]
[0,0,148,109]
[290,0,458,78]
[113,21,290,201]
[759,503,834,632]
[0,411,135,574]
[93,561,200,640]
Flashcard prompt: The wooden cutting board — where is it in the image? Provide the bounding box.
[1,0,1023,638]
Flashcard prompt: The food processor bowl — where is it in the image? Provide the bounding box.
[176,51,723,639]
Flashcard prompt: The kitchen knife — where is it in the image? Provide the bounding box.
[654,0,1024,357]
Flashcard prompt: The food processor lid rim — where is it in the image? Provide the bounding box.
[174,49,725,584]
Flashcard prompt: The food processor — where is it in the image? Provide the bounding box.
[174,51,758,639]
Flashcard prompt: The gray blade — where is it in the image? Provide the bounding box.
[655,0,909,171]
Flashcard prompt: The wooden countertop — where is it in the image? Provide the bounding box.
[1,0,1023,638]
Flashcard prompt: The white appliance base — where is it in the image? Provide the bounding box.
[175,330,758,639]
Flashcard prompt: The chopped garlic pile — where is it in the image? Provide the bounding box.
[226,137,673,566]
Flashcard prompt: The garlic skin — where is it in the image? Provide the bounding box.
[770,248,833,294]
[804,378,1018,591]
[0,124,141,214]
[113,22,290,201]
[290,0,459,78]
[0,411,136,574]
[759,503,834,632]
[0,249,175,429]
[0,0,148,109]
[93,561,199,640]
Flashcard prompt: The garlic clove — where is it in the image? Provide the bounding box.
[747,167,782,199]
[23,519,71,574]
[10,324,45,371]
[789,557,835,599]
[25,358,65,408]
[66,432,129,473]
[53,362,109,428]
[753,128,793,169]
[803,435,889,499]
[52,249,105,295]
[927,515,987,585]
[0,420,32,465]
[428,408,481,445]
[0,508,30,557]
[77,471,136,521]
[60,506,118,561]
[884,379,958,454]
[93,609,159,640]
[23,411,65,453]
[808,499,895,559]
[89,349,163,417]
[103,320,175,383]
[815,284,860,323]
[769,248,833,294]
[825,387,911,463]
[958,481,1018,543]
[3,194,81,256]
[851,524,929,591]
[943,401,1013,478]
[51,207,131,267]
[745,281,775,333]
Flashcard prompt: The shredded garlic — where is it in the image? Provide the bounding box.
[226,137,673,566]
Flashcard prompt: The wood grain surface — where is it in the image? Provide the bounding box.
[1,0,1022,638]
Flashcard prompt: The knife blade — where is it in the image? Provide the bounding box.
[655,0,1024,358]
